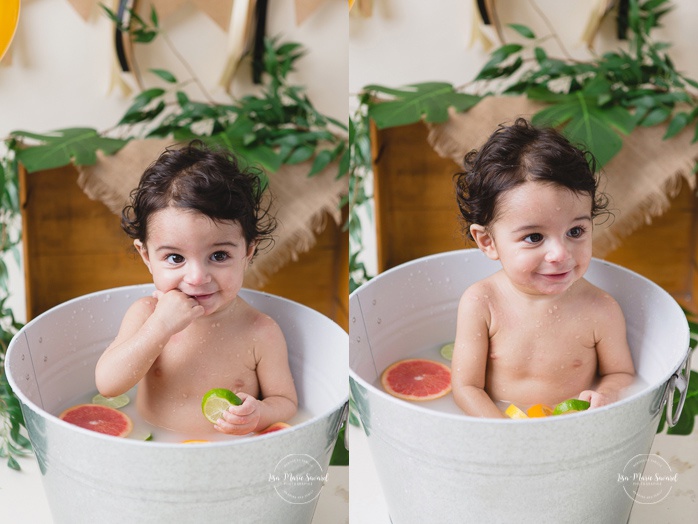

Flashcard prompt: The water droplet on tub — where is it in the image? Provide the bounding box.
[25,374,30,380]
[43,356,48,362]
[21,354,24,360]
[352,317,356,323]
[377,318,382,324]
[356,336,361,343]
[38,337,43,343]
[372,299,376,305]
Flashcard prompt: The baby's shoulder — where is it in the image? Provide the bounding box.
[459,276,499,312]
[237,300,286,341]
[125,296,157,318]
[577,279,625,317]
[461,274,499,299]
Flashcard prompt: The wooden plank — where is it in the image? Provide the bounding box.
[20,165,348,329]
[602,181,698,310]
[372,122,473,272]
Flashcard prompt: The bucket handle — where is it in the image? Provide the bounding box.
[665,348,692,427]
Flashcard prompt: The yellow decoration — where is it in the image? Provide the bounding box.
[505,404,528,419]
[0,0,20,63]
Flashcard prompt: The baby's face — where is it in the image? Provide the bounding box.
[137,206,254,316]
[479,181,593,296]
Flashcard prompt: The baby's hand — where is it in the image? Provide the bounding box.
[152,289,205,334]
[578,389,615,409]
[214,392,261,436]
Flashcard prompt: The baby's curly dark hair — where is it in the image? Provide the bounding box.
[454,118,609,238]
[122,140,276,254]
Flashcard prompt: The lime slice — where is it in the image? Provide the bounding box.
[552,398,590,415]
[128,429,153,441]
[505,404,528,419]
[439,342,455,361]
[201,388,242,424]
[92,393,130,409]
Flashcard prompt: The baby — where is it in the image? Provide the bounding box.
[95,141,297,436]
[451,118,635,418]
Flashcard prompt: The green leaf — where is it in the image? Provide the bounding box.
[12,128,129,172]
[149,4,159,27]
[531,94,626,167]
[641,106,672,127]
[329,424,348,466]
[475,43,523,80]
[663,111,691,139]
[508,23,535,39]
[285,145,315,165]
[150,68,177,83]
[367,83,480,129]
[308,149,334,176]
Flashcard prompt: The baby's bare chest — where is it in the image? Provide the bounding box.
[148,327,260,395]
[489,307,598,368]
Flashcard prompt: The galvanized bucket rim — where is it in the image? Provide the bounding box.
[349,249,690,425]
[8,283,348,448]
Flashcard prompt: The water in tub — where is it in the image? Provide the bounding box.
[54,387,311,442]
[376,344,648,416]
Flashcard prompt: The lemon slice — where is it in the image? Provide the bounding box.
[201,388,242,424]
[552,398,590,415]
[439,342,455,361]
[92,393,130,409]
[505,404,528,419]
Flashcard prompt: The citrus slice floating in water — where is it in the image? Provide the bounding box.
[439,342,455,361]
[505,404,528,419]
[381,358,452,401]
[201,388,243,424]
[92,393,130,409]
[526,403,554,418]
[59,404,133,437]
[257,421,291,435]
[553,398,590,415]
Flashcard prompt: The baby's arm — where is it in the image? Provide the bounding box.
[215,315,298,434]
[579,295,635,408]
[451,287,505,418]
[95,290,204,397]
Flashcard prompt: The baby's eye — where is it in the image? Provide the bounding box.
[523,233,543,244]
[211,251,230,262]
[165,254,184,264]
[568,226,586,239]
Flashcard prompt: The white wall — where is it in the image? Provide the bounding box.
[0,0,347,322]
[349,0,698,92]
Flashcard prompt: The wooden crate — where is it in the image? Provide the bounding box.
[19,165,348,330]
[372,122,698,310]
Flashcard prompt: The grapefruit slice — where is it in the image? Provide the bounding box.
[257,422,291,435]
[59,404,133,437]
[381,358,452,401]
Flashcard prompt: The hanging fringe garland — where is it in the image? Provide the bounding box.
[580,0,616,49]
[468,0,626,51]
[252,0,268,85]
[217,0,256,92]
[107,0,143,96]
